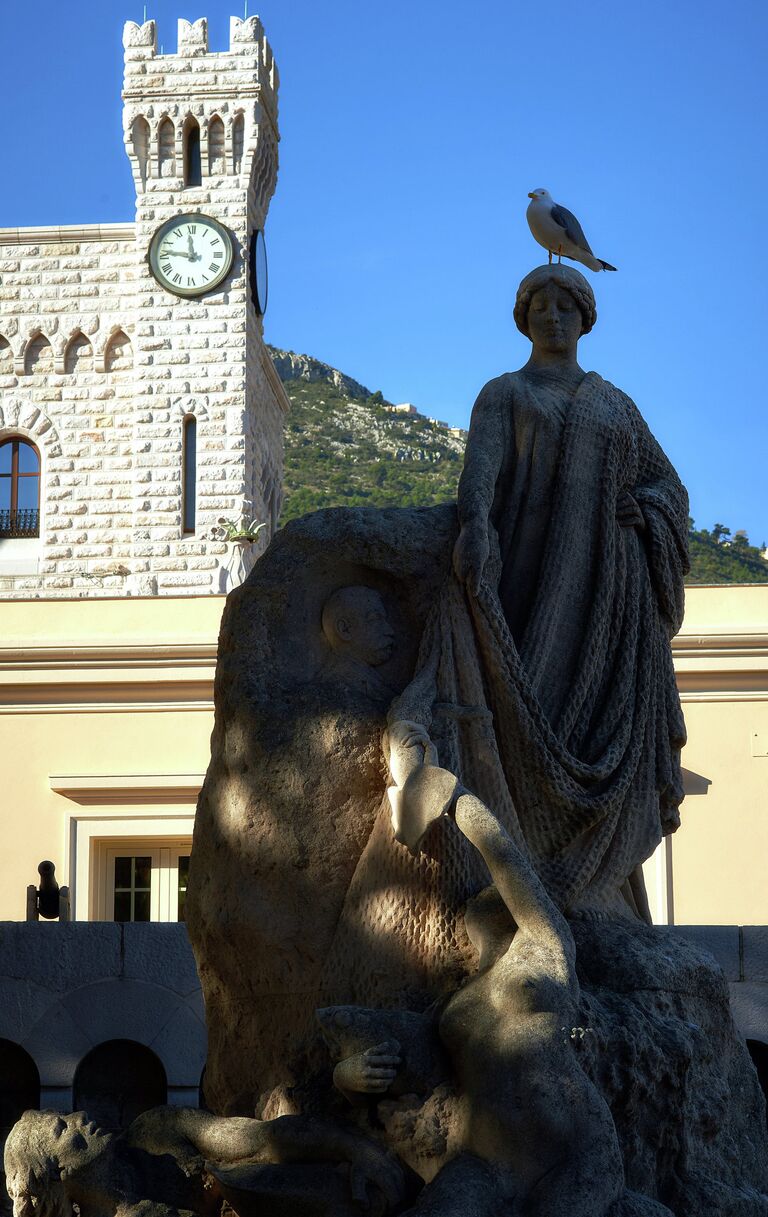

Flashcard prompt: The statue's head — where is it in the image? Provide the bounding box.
[4,1111,114,1217]
[514,264,597,351]
[321,586,395,668]
[464,884,516,966]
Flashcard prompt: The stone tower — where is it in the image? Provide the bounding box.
[121,15,286,593]
[0,15,286,597]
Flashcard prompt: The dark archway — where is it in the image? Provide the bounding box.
[747,1040,768,1128]
[0,1040,40,1214]
[73,1040,167,1130]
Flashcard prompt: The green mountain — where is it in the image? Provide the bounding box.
[271,347,767,585]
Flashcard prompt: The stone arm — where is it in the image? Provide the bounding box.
[456,381,505,529]
[453,792,577,990]
[454,380,505,591]
[134,1109,405,1213]
[628,402,690,637]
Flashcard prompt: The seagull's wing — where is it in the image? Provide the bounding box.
[550,203,593,254]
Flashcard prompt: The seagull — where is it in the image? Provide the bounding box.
[526,189,617,272]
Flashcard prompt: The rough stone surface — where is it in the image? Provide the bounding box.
[187,503,458,1113]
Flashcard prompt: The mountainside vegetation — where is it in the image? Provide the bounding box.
[272,346,766,585]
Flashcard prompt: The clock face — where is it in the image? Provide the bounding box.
[250,229,268,316]
[148,214,234,297]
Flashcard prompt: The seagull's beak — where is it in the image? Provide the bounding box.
[527,192,536,198]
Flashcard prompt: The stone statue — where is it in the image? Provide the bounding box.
[408,261,690,918]
[4,1107,409,1217]
[381,721,649,1215]
[185,266,768,1214]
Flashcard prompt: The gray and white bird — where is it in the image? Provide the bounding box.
[526,189,617,272]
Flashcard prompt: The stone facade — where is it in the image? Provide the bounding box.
[0,16,288,597]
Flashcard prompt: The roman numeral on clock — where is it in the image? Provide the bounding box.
[173,273,182,284]
[209,263,219,273]
[189,224,197,233]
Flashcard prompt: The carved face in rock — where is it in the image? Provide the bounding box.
[4,1110,114,1216]
[526,283,583,356]
[321,586,395,667]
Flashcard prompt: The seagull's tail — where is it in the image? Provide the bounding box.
[598,259,617,272]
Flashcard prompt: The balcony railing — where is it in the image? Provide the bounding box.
[0,508,40,538]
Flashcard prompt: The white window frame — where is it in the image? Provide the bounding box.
[61,809,195,922]
[97,838,192,923]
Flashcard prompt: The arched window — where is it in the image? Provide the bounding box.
[208,115,225,175]
[158,117,176,178]
[182,415,197,534]
[184,118,202,187]
[0,438,40,537]
[73,1040,166,1130]
[132,116,150,187]
[232,112,244,174]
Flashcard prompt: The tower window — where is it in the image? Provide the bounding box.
[232,113,244,174]
[184,119,202,187]
[0,438,40,537]
[208,115,225,175]
[158,117,176,178]
[182,415,197,533]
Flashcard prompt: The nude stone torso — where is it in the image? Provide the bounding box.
[437,950,582,1188]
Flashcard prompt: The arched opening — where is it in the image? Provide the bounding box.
[232,112,244,175]
[0,335,11,371]
[208,115,225,175]
[184,118,202,188]
[0,1040,40,1211]
[64,332,93,375]
[105,330,133,373]
[747,1040,768,1127]
[182,415,197,534]
[73,1040,167,1130]
[0,438,40,537]
[23,333,52,376]
[132,116,150,187]
[158,117,176,178]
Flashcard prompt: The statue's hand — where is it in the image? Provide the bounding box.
[453,522,489,594]
[344,1136,406,1215]
[617,490,645,531]
[333,1040,402,1096]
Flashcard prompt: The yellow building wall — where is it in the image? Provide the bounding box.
[0,585,766,925]
[0,595,222,921]
[668,585,768,925]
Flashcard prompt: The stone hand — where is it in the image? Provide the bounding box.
[616,490,645,531]
[343,1133,406,1215]
[333,1040,402,1095]
[452,522,489,594]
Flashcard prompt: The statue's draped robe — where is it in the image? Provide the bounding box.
[319,370,689,1011]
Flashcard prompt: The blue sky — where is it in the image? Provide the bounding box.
[1,1,766,543]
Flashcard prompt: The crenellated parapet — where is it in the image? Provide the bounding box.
[122,15,279,197]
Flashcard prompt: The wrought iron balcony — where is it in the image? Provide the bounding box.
[0,508,40,538]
